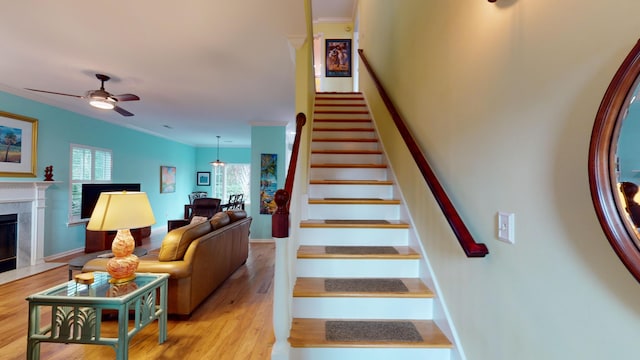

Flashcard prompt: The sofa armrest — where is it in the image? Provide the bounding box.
[83,258,192,279]
[137,260,191,278]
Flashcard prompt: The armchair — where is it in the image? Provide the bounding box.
[167,197,221,231]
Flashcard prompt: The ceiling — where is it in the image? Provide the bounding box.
[0,0,355,148]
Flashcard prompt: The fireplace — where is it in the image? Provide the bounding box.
[0,214,17,273]
[0,182,56,269]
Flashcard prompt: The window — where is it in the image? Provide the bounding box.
[69,144,112,223]
[212,163,250,205]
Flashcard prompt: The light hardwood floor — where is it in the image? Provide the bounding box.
[0,242,275,360]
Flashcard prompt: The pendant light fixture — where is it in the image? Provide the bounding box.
[210,135,225,167]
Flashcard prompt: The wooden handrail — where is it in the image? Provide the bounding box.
[272,113,307,238]
[358,49,488,257]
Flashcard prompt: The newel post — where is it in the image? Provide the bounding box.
[272,189,290,238]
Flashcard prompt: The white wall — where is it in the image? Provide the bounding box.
[314,22,355,92]
[358,0,640,359]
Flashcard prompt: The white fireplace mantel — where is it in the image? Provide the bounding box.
[0,181,58,266]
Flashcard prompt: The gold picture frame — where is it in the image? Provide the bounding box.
[0,110,38,177]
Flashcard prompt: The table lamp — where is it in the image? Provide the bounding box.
[87,191,155,283]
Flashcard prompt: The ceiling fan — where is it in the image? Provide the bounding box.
[25,74,140,117]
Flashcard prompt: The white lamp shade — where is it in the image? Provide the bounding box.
[87,191,156,231]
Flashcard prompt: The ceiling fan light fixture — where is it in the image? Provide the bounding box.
[89,96,116,110]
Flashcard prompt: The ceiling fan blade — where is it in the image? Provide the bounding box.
[113,106,134,117]
[24,88,82,98]
[112,93,140,102]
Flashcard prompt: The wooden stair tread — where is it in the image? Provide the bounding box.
[300,219,409,229]
[314,118,372,123]
[309,179,393,185]
[315,110,370,114]
[293,278,433,298]
[312,150,382,155]
[288,318,452,348]
[308,198,400,205]
[297,245,420,259]
[315,103,367,107]
[315,97,365,101]
[312,138,378,143]
[310,163,386,169]
[313,127,374,132]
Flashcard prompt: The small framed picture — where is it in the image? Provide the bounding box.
[196,171,211,186]
[160,165,176,193]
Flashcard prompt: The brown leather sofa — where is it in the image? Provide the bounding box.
[83,210,252,316]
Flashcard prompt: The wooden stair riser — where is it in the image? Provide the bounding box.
[296,258,419,278]
[309,167,388,181]
[311,153,383,164]
[298,227,409,246]
[307,203,400,221]
[308,183,394,199]
[312,130,377,140]
[292,297,434,320]
[290,347,452,360]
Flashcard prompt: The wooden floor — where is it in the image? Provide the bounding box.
[0,242,275,360]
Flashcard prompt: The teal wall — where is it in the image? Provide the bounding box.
[617,87,640,182]
[250,125,286,239]
[194,146,251,210]
[0,90,195,256]
[0,90,285,254]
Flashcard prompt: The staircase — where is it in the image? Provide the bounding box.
[287,93,454,359]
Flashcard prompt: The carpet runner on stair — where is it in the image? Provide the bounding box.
[324,278,409,293]
[325,320,424,342]
[324,246,399,255]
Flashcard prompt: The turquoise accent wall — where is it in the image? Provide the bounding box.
[194,146,251,196]
[250,125,286,240]
[0,90,287,254]
[0,91,195,256]
[617,88,640,182]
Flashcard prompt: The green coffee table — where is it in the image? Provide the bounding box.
[26,272,168,360]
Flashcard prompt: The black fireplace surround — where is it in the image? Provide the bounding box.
[0,214,17,273]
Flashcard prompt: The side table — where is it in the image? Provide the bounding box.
[26,272,168,360]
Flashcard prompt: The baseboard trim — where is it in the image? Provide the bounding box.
[250,238,275,243]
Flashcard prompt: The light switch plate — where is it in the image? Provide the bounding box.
[497,212,515,244]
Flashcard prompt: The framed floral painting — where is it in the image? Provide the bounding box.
[160,166,176,193]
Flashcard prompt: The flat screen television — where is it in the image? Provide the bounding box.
[81,183,141,220]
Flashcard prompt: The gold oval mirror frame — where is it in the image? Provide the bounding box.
[589,39,640,283]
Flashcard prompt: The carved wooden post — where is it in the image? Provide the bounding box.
[272,189,290,238]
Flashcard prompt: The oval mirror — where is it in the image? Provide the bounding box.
[590,39,640,283]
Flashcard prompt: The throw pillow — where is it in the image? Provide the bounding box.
[210,211,230,229]
[190,216,208,225]
[226,210,247,222]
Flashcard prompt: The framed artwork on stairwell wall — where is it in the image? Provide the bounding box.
[325,39,352,78]
[0,110,38,177]
[260,153,277,214]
